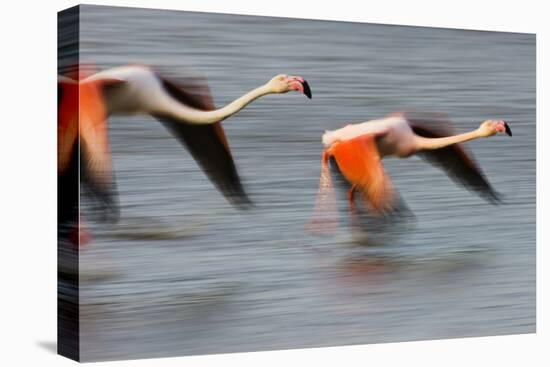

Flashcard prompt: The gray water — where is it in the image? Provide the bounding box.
[75,5,535,362]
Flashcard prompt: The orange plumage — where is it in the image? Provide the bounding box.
[58,67,113,186]
[307,134,394,234]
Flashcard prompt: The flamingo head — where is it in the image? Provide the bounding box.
[267,74,312,98]
[478,120,512,138]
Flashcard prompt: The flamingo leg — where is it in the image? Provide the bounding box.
[305,149,339,234]
[347,184,361,230]
[347,184,357,213]
[68,214,92,248]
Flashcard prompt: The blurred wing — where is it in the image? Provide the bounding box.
[152,73,251,208]
[404,111,501,203]
[79,79,119,221]
[58,79,78,174]
[331,134,396,213]
[58,75,119,224]
[58,78,79,227]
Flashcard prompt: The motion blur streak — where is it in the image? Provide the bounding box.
[61,5,537,362]
[58,65,116,246]
[308,111,511,237]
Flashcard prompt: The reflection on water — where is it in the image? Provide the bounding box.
[70,5,536,361]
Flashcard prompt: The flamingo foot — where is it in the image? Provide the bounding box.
[68,216,92,248]
[68,227,91,248]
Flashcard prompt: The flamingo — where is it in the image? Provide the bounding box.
[307,111,512,235]
[58,64,312,245]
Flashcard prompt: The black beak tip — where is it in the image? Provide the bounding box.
[301,80,312,99]
[504,122,512,137]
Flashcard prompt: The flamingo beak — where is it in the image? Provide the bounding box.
[301,80,312,99]
[504,121,512,137]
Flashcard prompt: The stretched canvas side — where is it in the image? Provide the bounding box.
[57,5,80,362]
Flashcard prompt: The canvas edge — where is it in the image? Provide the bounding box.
[57,4,81,362]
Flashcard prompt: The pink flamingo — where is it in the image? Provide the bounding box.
[58,65,312,245]
[307,111,512,235]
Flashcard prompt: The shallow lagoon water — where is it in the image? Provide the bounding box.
[73,5,535,361]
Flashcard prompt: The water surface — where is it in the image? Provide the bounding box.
[74,5,535,361]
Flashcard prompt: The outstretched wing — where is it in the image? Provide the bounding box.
[58,73,119,225]
[79,78,119,221]
[330,134,396,213]
[307,133,399,235]
[402,111,501,203]
[58,77,78,175]
[152,72,251,208]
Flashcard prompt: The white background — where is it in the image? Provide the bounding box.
[0,0,547,365]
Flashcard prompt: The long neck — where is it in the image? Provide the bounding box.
[415,129,482,151]
[168,84,272,125]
